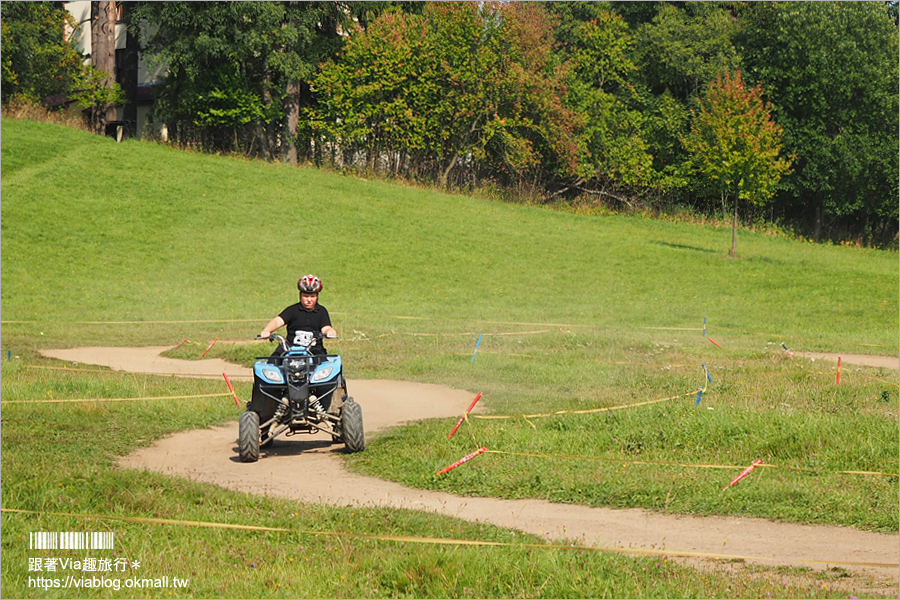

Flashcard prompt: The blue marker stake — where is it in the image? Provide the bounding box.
[703,317,707,337]
[702,363,712,383]
[7,350,10,361]
[471,334,483,363]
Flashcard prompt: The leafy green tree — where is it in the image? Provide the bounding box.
[560,6,661,203]
[70,61,126,134]
[1,2,85,103]
[134,2,279,153]
[310,1,579,188]
[682,70,791,256]
[632,2,741,101]
[1,1,125,131]
[737,1,899,244]
[308,9,424,171]
[133,1,358,159]
[613,2,743,209]
[476,2,580,186]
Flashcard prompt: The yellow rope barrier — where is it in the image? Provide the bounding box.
[482,450,899,479]
[0,392,233,405]
[1,319,261,324]
[20,364,253,381]
[462,350,668,366]
[387,330,552,338]
[842,370,899,388]
[805,369,900,388]
[25,365,124,374]
[472,391,697,421]
[2,508,895,568]
[3,314,895,348]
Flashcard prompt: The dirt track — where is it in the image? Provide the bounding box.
[797,352,898,370]
[41,346,900,593]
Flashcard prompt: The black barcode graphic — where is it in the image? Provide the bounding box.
[30,532,114,550]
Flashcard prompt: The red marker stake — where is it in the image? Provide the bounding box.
[723,459,763,490]
[836,356,841,385]
[437,447,487,476]
[222,373,241,407]
[708,337,723,348]
[200,337,218,358]
[174,337,189,350]
[447,392,483,439]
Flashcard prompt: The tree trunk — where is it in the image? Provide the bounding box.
[90,1,117,135]
[283,79,301,165]
[439,155,458,189]
[120,2,139,138]
[259,67,273,160]
[729,193,738,257]
[814,201,823,243]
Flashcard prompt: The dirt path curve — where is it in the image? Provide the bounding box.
[42,346,900,591]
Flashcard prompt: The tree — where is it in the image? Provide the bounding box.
[88,1,116,134]
[309,9,430,173]
[1,1,124,131]
[622,2,744,211]
[632,2,742,102]
[558,6,663,203]
[310,2,579,188]
[1,2,84,103]
[473,2,580,186]
[682,70,791,256]
[133,1,359,159]
[69,60,126,134]
[737,1,899,244]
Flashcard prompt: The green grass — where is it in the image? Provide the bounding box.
[0,361,871,599]
[2,120,895,351]
[336,332,899,532]
[2,117,898,598]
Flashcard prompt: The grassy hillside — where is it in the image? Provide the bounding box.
[2,117,897,598]
[2,119,895,349]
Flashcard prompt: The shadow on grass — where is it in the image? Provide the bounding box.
[652,241,718,254]
[652,241,791,265]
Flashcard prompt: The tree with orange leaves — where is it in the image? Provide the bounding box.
[682,70,791,256]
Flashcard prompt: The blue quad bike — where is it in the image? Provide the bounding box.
[239,331,365,462]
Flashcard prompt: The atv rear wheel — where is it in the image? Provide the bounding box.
[341,398,365,453]
[238,410,260,462]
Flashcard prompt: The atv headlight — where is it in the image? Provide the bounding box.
[261,367,284,383]
[311,366,333,382]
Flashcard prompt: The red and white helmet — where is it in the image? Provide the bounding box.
[298,274,323,293]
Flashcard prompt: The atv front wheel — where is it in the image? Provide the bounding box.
[238,411,260,462]
[341,398,365,453]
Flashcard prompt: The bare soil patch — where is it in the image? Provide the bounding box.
[798,352,898,370]
[41,346,900,595]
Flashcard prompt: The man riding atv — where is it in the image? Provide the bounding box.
[239,274,364,462]
[259,274,336,353]
[257,273,335,416]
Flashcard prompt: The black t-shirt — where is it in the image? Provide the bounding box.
[279,303,331,354]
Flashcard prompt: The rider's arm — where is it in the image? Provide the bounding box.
[322,324,337,338]
[259,316,285,338]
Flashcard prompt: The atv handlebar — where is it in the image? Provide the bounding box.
[255,331,338,350]
[256,332,289,353]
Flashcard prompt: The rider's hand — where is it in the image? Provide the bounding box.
[259,331,270,339]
